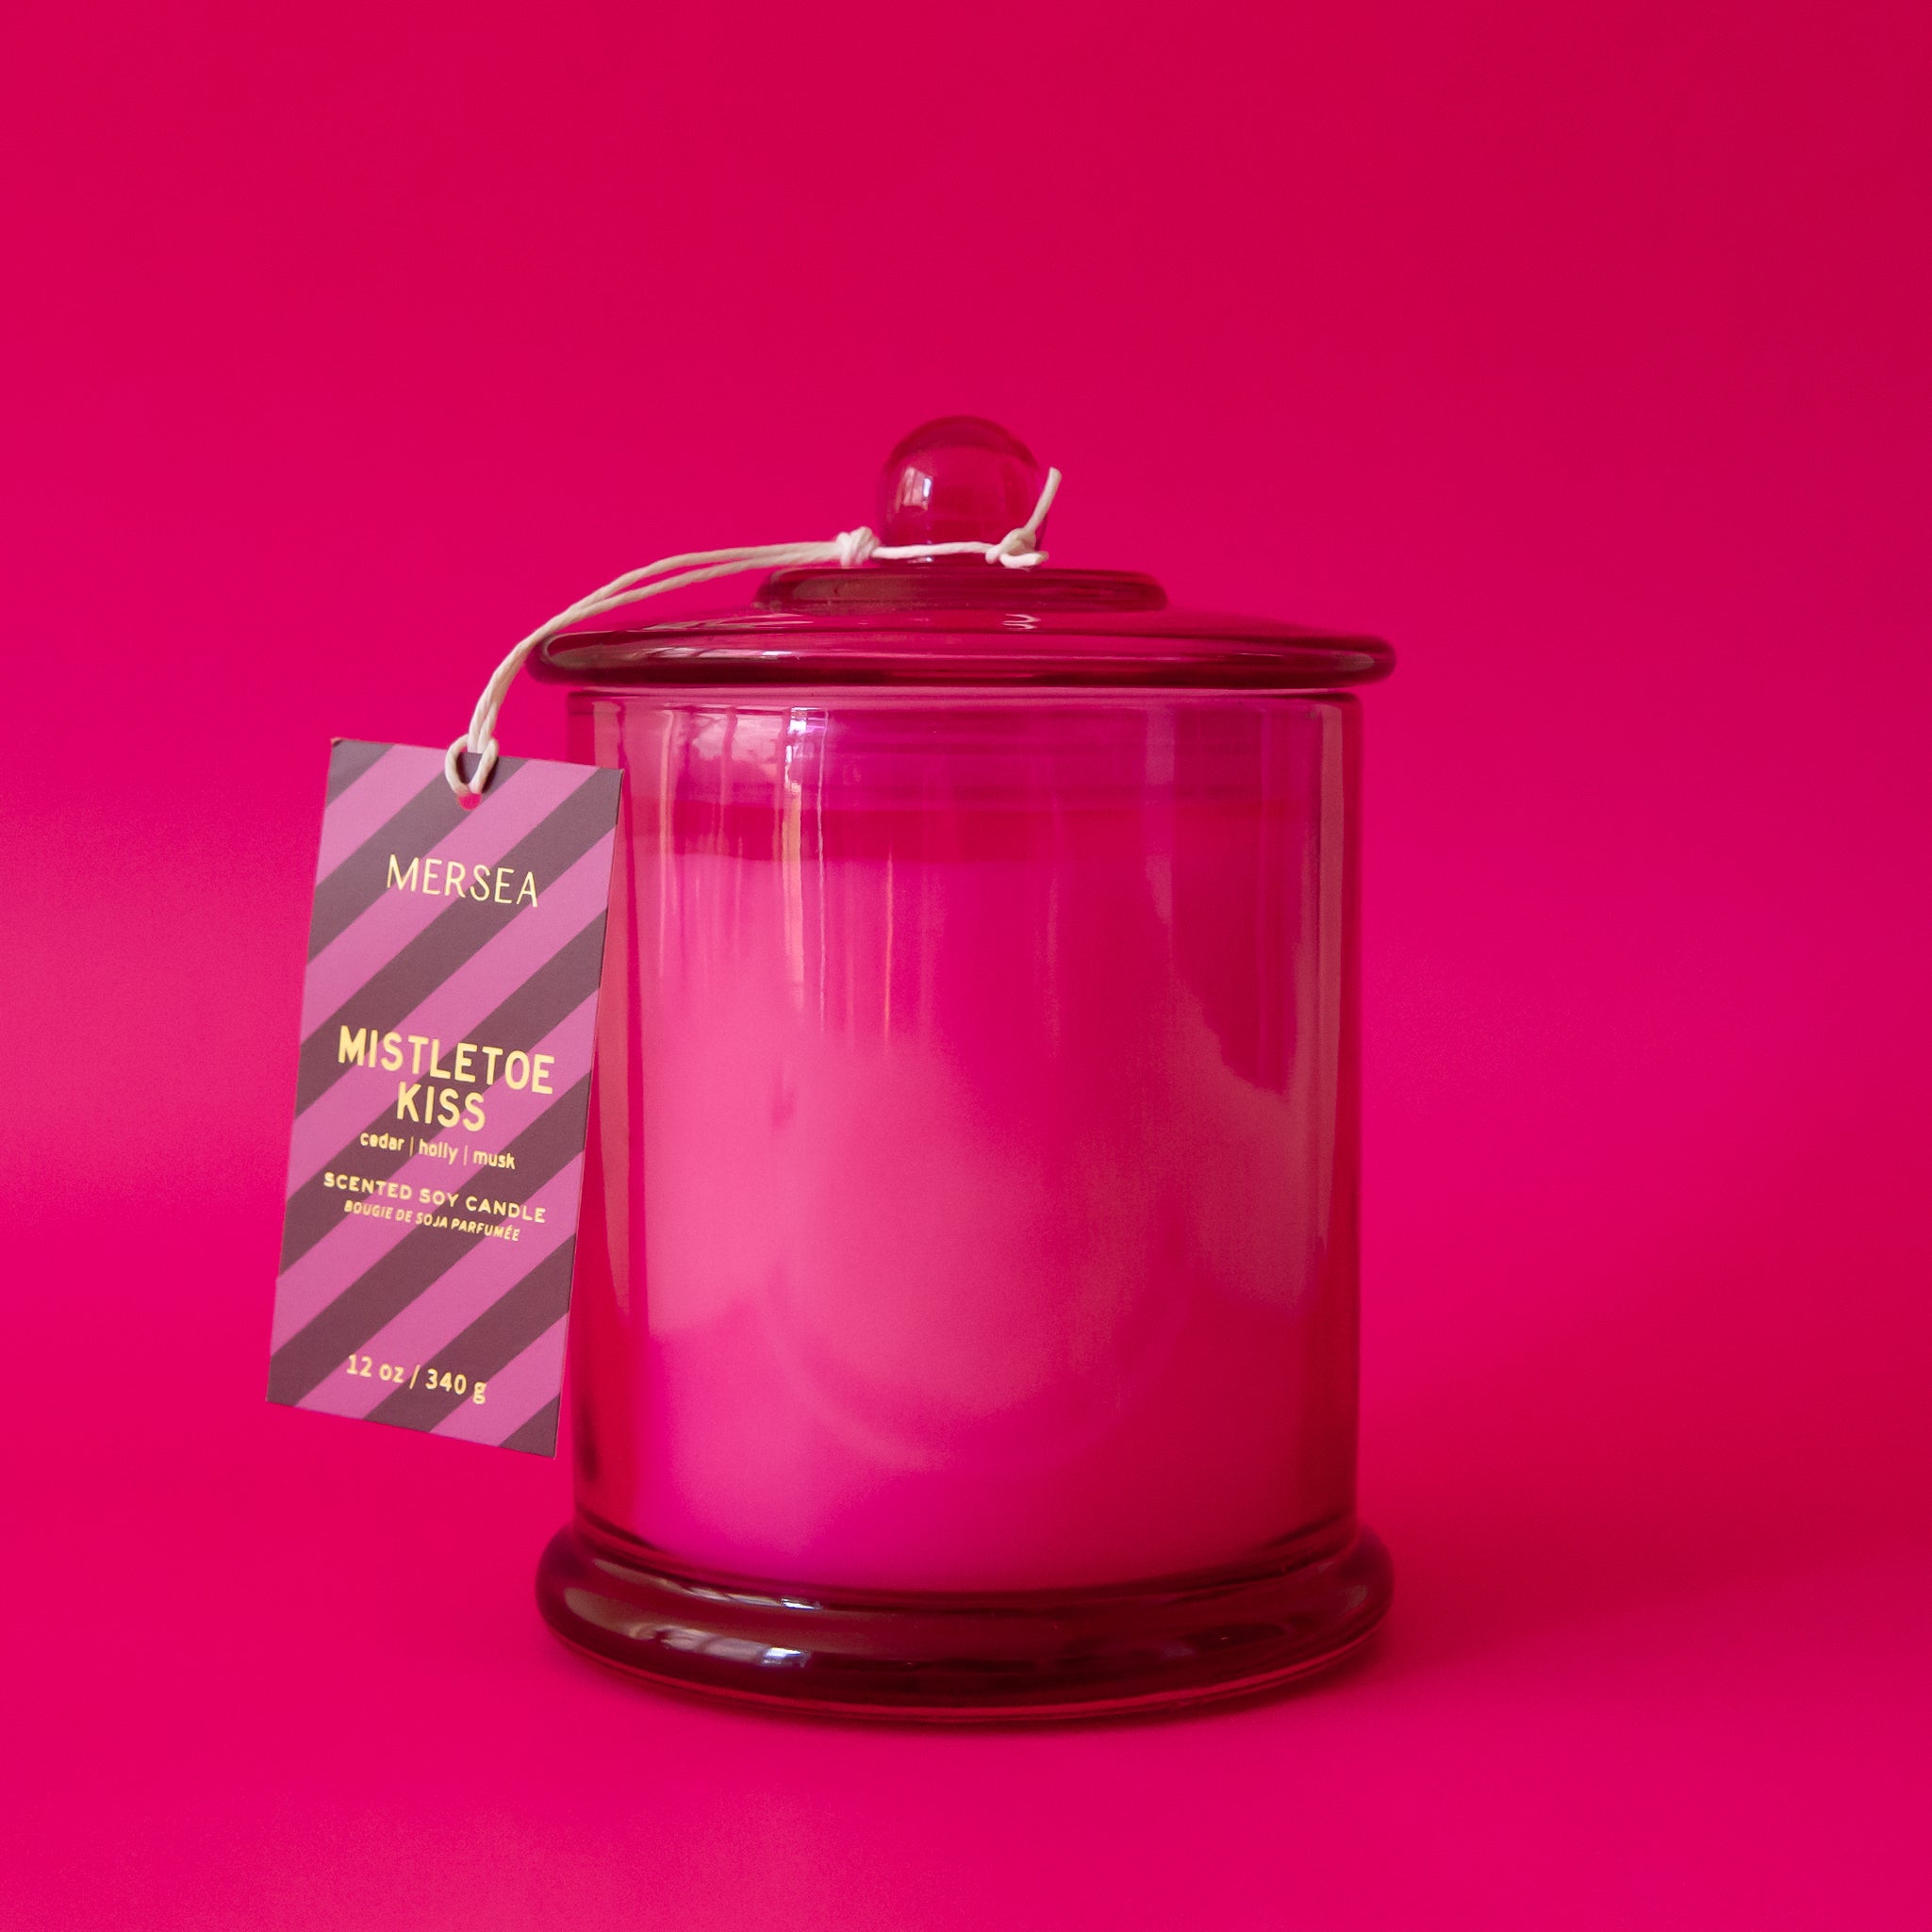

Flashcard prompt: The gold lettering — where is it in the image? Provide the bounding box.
[531,1053,554,1096]
[516,871,538,907]
[386,854,419,891]
[337,1026,370,1067]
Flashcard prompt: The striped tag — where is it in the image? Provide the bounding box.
[267,741,621,1454]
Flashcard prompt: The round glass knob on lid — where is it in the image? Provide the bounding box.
[875,415,1049,551]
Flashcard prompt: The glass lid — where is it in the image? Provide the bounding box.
[532,418,1394,690]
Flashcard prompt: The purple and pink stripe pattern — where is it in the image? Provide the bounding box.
[267,741,620,1454]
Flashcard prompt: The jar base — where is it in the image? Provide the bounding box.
[536,1521,1392,1722]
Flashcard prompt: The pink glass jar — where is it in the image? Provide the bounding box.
[534,420,1395,1717]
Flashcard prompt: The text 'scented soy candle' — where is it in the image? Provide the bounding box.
[528,419,1396,1718]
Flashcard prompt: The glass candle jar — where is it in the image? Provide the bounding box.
[534,420,1395,1718]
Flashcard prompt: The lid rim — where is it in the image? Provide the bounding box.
[533,635,1395,691]
[536,605,1391,648]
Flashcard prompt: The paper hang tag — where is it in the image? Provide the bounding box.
[267,741,621,1455]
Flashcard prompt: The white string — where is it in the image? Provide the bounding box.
[444,467,1064,801]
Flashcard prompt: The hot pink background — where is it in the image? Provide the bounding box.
[3,2,1927,1924]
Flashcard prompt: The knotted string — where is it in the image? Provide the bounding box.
[445,467,1063,801]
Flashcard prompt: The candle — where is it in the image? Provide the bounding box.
[532,418,1394,1714]
[566,692,1361,1593]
